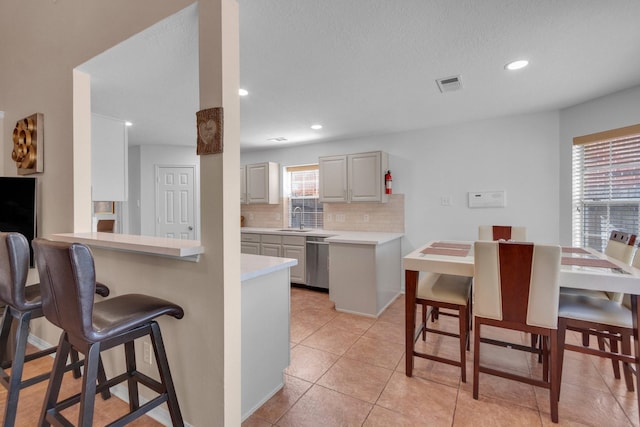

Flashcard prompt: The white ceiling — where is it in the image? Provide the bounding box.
[78,1,640,152]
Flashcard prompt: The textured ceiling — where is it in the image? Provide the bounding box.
[78,1,640,152]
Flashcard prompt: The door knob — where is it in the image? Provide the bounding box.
[188,226,193,231]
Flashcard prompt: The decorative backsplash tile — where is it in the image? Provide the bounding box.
[241,194,404,233]
[323,194,404,232]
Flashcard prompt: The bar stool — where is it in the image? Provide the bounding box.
[478,225,527,241]
[0,232,111,427]
[473,241,562,423]
[33,238,185,427]
[414,272,472,382]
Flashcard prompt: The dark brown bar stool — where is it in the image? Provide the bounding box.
[33,238,185,427]
[0,232,111,427]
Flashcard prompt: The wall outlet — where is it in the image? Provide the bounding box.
[363,214,369,222]
[143,341,153,365]
[336,214,346,222]
[440,196,452,206]
[327,213,333,221]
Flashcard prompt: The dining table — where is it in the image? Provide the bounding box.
[404,240,640,414]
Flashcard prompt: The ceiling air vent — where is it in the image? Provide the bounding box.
[436,75,463,93]
[267,137,288,143]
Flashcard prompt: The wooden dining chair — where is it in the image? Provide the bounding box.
[473,241,561,423]
[413,272,472,381]
[478,225,527,241]
[559,230,637,381]
[556,240,640,394]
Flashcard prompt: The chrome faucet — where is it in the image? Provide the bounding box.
[292,206,303,230]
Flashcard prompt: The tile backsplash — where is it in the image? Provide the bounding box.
[323,194,404,232]
[241,194,404,233]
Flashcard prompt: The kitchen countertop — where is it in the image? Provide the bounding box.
[241,227,403,245]
[241,253,297,281]
[51,232,204,259]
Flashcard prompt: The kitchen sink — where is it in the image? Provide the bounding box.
[277,228,313,232]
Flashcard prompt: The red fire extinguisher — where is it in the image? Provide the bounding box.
[385,170,392,194]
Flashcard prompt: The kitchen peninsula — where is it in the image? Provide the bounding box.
[51,232,296,422]
[241,228,403,317]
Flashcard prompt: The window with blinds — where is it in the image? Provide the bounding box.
[572,124,640,251]
[285,164,323,229]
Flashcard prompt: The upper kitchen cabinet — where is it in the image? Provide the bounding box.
[319,151,389,203]
[243,162,280,204]
[91,114,128,201]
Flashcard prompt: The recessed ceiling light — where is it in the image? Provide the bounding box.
[125,121,133,127]
[238,88,249,96]
[311,124,323,130]
[505,60,529,71]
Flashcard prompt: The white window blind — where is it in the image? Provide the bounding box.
[572,125,640,251]
[285,164,323,229]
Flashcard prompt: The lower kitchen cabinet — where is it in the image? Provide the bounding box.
[328,236,401,317]
[241,232,306,285]
[261,234,282,257]
[282,235,306,284]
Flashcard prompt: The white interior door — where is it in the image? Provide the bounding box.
[156,166,196,239]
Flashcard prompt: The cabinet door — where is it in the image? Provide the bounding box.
[240,165,246,204]
[349,152,382,202]
[261,243,281,257]
[319,155,348,202]
[241,242,260,254]
[283,244,306,284]
[246,163,268,203]
[246,162,279,204]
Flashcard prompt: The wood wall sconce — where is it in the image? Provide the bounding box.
[12,113,44,175]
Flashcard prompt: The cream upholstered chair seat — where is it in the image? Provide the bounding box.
[478,225,527,241]
[417,273,471,306]
[559,294,632,329]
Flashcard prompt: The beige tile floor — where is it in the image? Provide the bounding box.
[243,287,640,427]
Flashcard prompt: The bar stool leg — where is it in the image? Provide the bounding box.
[39,333,72,427]
[150,322,184,426]
[124,340,140,411]
[3,311,32,427]
[0,306,13,365]
[78,342,101,427]
[459,304,467,383]
[621,334,635,392]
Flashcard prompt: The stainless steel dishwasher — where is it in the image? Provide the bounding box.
[306,236,329,290]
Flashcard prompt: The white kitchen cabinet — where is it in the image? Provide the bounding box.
[319,151,388,203]
[241,233,261,255]
[92,114,128,201]
[240,165,247,204]
[329,236,401,317]
[244,162,280,204]
[282,235,306,284]
[241,232,307,285]
[241,242,260,254]
[260,234,282,257]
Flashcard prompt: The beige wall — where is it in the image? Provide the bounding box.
[0,1,241,426]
